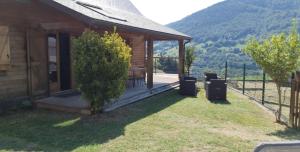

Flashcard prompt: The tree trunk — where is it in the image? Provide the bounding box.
[276,84,282,122]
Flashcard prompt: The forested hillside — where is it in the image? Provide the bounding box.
[157,0,300,77]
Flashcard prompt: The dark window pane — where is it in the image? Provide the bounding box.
[48,36,57,83]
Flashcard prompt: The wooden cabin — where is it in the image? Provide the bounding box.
[0,0,191,103]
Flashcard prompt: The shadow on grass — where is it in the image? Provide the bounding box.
[0,90,186,151]
[209,100,231,105]
[268,127,300,140]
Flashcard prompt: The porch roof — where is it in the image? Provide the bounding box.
[41,0,192,40]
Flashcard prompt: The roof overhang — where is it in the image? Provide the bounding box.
[40,0,192,41]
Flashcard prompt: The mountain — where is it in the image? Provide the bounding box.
[163,0,300,77]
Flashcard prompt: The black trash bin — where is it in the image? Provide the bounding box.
[204,73,218,90]
[206,79,227,101]
[180,77,197,96]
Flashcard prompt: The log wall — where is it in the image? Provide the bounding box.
[0,0,147,101]
[131,35,145,68]
[0,27,28,99]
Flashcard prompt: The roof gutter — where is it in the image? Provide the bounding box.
[184,39,191,48]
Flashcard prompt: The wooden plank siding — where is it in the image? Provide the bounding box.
[0,0,147,101]
[131,35,145,68]
[0,27,28,99]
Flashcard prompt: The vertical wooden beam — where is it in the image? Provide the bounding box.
[46,33,51,97]
[296,74,300,128]
[26,29,33,99]
[290,76,296,127]
[296,79,300,127]
[147,39,153,89]
[178,39,185,78]
[56,32,61,91]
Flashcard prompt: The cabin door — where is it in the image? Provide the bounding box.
[47,33,71,94]
[59,33,71,91]
[29,29,48,97]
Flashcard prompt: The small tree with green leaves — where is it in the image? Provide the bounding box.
[73,29,131,112]
[243,21,300,122]
[185,46,196,76]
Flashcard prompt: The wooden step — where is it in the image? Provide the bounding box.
[35,101,91,115]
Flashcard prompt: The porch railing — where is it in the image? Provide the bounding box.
[152,57,179,74]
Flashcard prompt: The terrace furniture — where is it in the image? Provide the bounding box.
[127,69,135,88]
[180,77,197,96]
[134,67,146,86]
[204,73,218,90]
[127,67,146,88]
[206,79,227,101]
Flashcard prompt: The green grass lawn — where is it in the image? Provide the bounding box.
[0,90,299,152]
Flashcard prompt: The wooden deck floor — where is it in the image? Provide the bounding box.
[35,74,179,114]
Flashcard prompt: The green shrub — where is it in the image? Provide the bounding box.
[243,20,300,122]
[73,29,131,112]
[185,46,196,76]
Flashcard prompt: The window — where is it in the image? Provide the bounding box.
[48,35,58,83]
[0,26,10,71]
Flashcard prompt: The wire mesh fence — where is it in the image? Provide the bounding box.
[225,61,292,121]
[152,56,292,120]
[151,55,293,122]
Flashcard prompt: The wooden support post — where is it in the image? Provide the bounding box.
[289,73,300,128]
[26,29,33,99]
[294,72,300,127]
[178,40,185,78]
[147,39,153,89]
[290,74,296,127]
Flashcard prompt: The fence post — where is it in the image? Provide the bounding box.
[262,72,266,105]
[243,64,246,94]
[225,61,228,82]
[290,73,295,127]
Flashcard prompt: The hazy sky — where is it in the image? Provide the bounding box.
[130,0,224,25]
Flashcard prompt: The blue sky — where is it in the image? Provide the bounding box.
[130,0,224,25]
